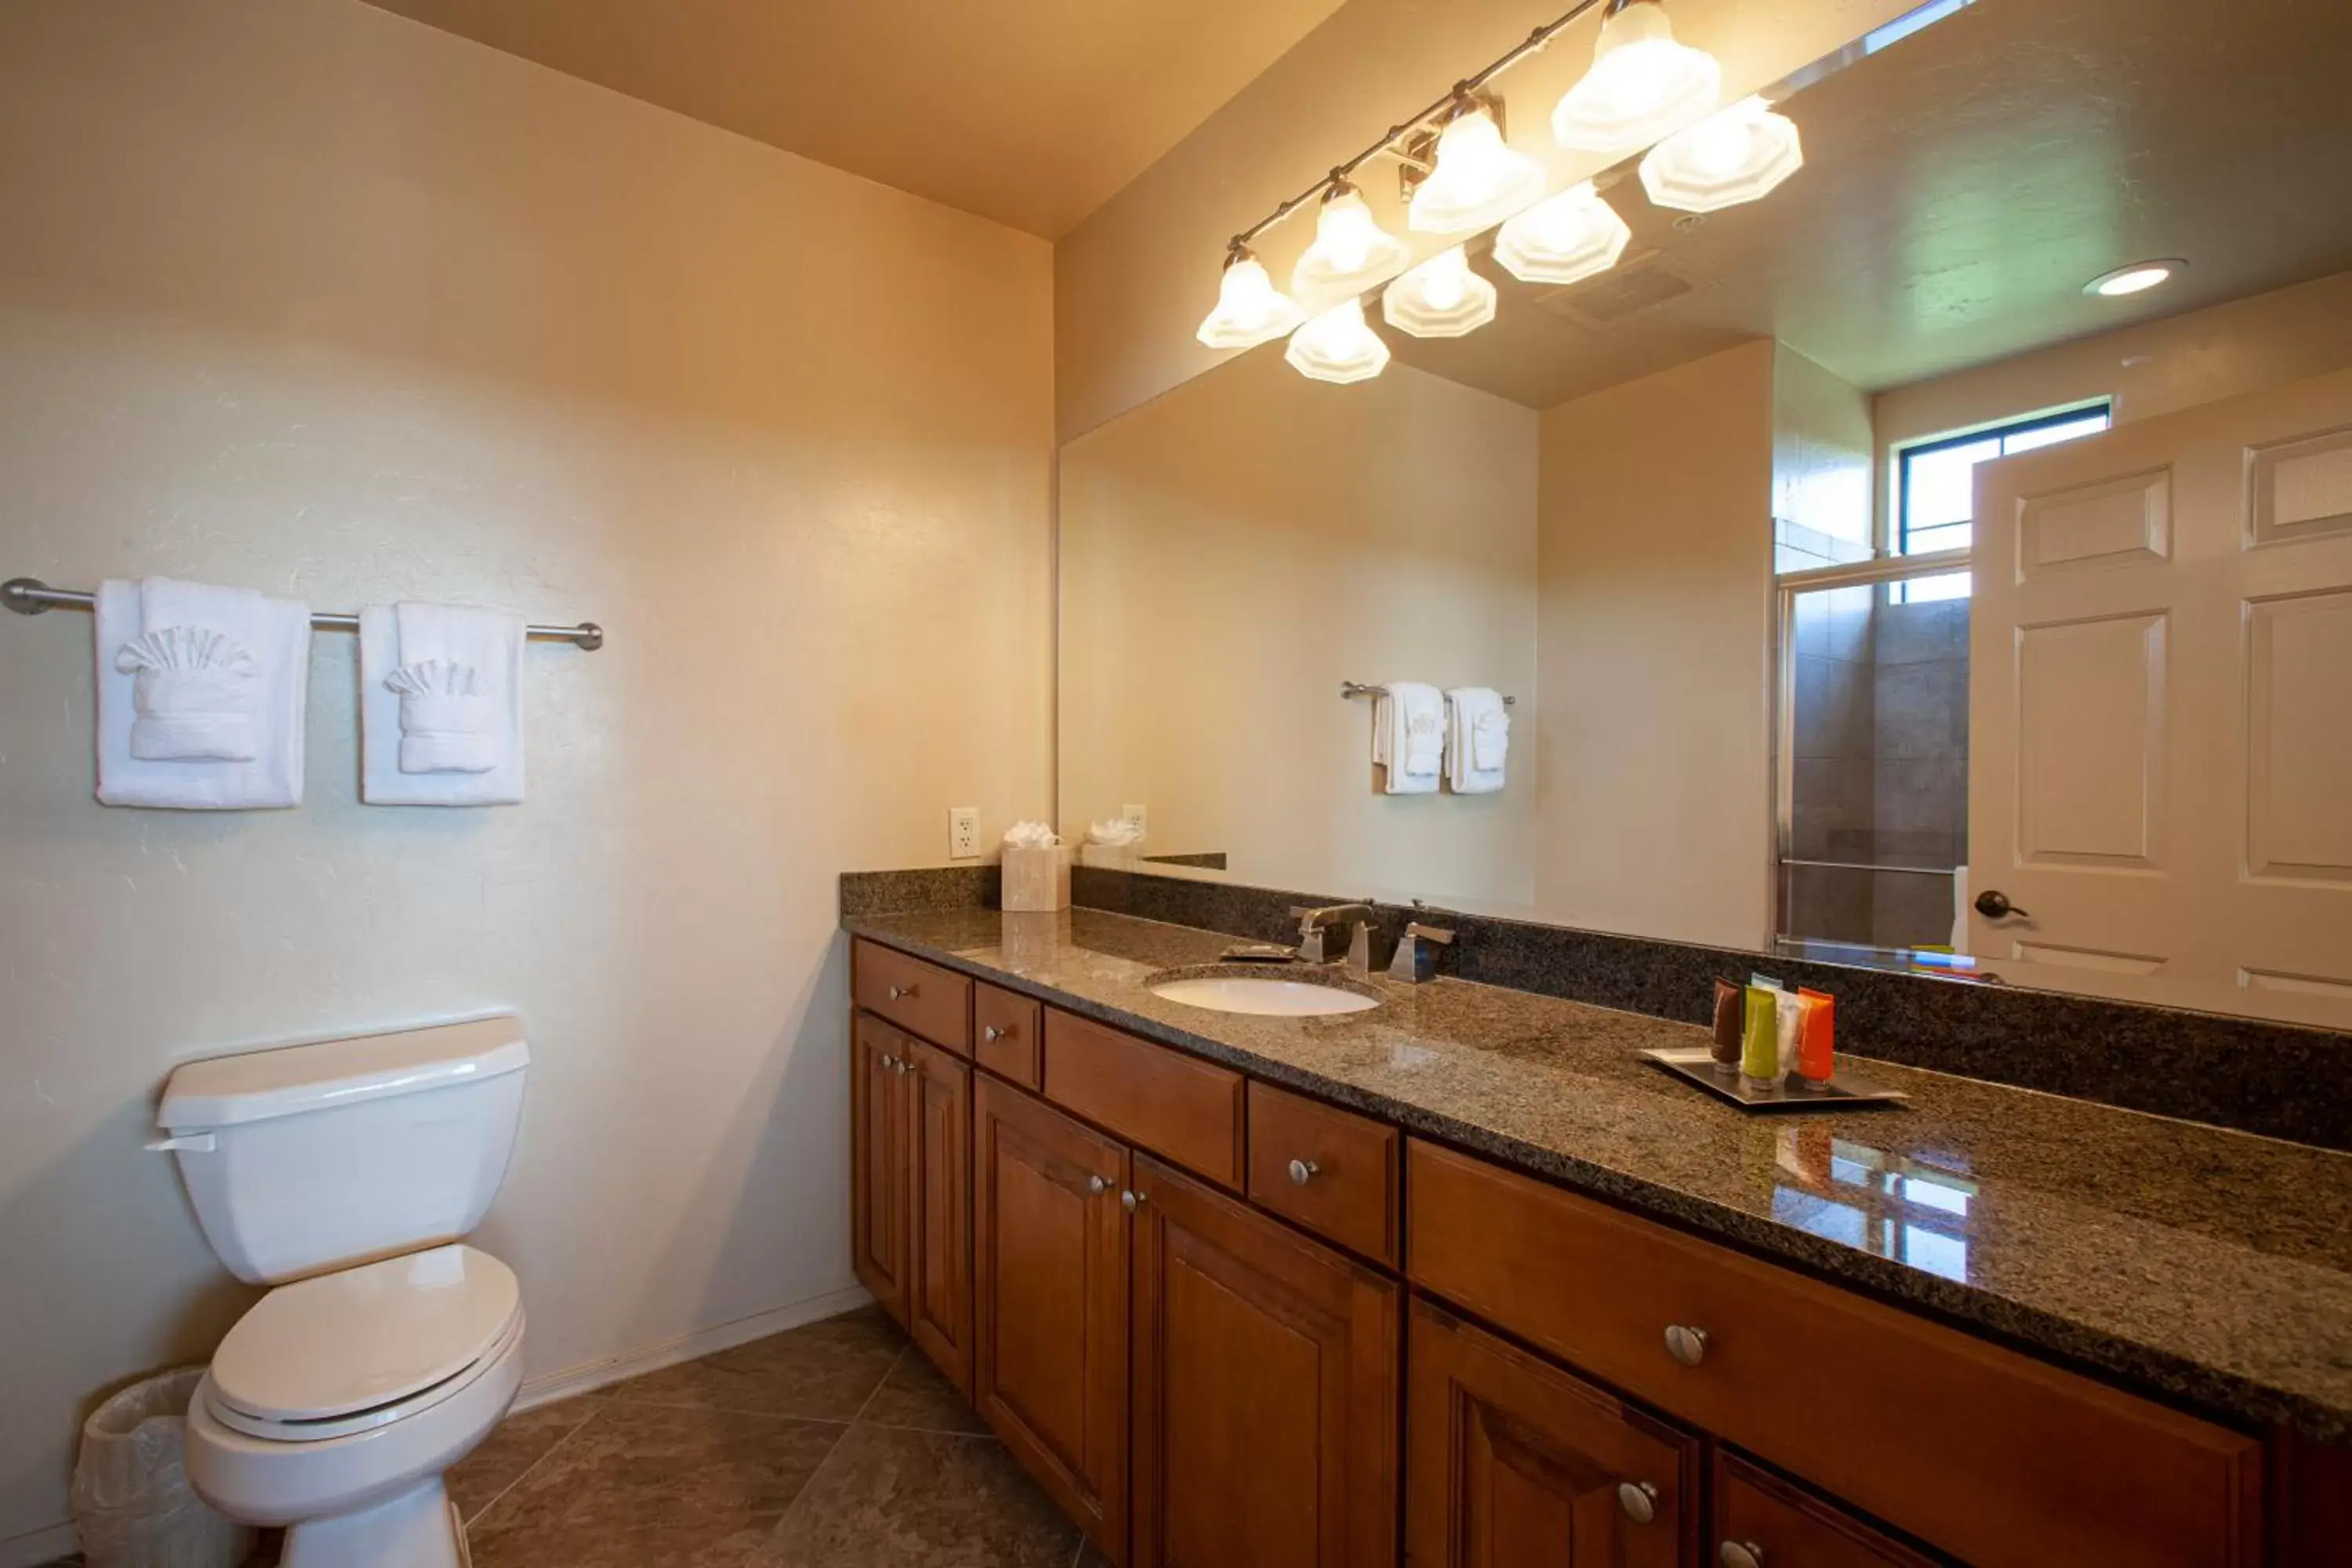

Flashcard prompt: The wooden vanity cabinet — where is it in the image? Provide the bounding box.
[849,1011,911,1325]
[1406,1297,1697,1568]
[904,1036,973,1392]
[974,1074,1133,1562]
[1711,1450,1946,1568]
[1129,1152,1400,1568]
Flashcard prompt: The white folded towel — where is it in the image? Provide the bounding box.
[359,601,524,806]
[95,577,310,808]
[1371,681,1444,795]
[1445,687,1510,794]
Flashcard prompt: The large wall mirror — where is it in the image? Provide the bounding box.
[1058,0,2352,1030]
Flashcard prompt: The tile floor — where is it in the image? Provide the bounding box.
[49,1306,1112,1568]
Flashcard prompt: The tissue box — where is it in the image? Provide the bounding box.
[1001,845,1069,912]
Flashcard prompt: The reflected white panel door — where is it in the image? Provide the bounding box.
[1969,366,2352,1026]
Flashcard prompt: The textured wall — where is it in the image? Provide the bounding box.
[0,0,1052,1550]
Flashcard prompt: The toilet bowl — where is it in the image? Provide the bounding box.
[155,1017,532,1566]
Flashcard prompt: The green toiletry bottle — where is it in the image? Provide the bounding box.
[1740,984,1780,1087]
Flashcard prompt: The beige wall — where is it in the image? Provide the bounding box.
[1773,346,1875,565]
[0,0,1052,1551]
[1059,349,1540,906]
[1535,341,1777,949]
[1053,0,1919,443]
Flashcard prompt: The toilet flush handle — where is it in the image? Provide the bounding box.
[144,1133,216,1154]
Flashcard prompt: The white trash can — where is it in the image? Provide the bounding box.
[71,1369,253,1568]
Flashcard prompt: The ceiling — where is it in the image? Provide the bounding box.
[361,0,1351,238]
[1385,0,2352,406]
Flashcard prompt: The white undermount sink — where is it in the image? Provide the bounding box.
[1149,975,1380,1017]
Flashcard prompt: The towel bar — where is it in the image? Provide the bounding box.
[1341,680,1512,706]
[4,577,603,651]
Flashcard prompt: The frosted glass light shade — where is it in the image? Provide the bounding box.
[1196,254,1305,349]
[1493,182,1632,286]
[1285,297,1391,383]
[1639,96,1804,212]
[1291,187,1412,300]
[1406,107,1547,234]
[1552,0,1722,154]
[1381,247,1497,338]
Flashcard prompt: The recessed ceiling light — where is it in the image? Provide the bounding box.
[2085,260,2184,297]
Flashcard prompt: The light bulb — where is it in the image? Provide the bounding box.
[1285,297,1392,383]
[1291,186,1412,303]
[1493,182,1632,286]
[1196,252,1305,350]
[1552,0,1722,154]
[1381,247,1497,338]
[1638,96,1803,213]
[2085,261,2181,297]
[1407,105,1547,235]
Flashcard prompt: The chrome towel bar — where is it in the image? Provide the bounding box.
[1341,680,1512,706]
[3,577,603,651]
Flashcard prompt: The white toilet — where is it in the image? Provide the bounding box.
[152,1014,531,1568]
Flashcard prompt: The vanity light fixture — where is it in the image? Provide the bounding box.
[2084,260,2183,297]
[1638,95,1804,212]
[1285,296,1392,383]
[1405,98,1548,235]
[1493,181,1632,286]
[1381,246,1498,338]
[1552,0,1722,154]
[1196,243,1305,349]
[1290,182,1413,302]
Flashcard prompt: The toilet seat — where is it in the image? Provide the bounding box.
[205,1244,521,1443]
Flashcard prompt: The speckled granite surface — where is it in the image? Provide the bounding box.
[845,905,2352,1444]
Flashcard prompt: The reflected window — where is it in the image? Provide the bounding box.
[1890,405,2111,601]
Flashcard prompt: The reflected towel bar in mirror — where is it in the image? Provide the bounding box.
[1341,680,1512,706]
[3,577,604,651]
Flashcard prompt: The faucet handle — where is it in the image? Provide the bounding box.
[1388,923,1457,983]
[1402,923,1456,946]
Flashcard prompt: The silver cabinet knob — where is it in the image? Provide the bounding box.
[1719,1542,1763,1568]
[1120,1189,1146,1212]
[982,1025,1006,1042]
[1616,1480,1657,1525]
[1287,1158,1320,1186]
[878,1053,898,1070]
[1087,1174,1111,1195]
[887,983,918,1000]
[1664,1324,1708,1367]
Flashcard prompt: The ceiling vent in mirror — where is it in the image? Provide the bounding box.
[1534,252,1701,329]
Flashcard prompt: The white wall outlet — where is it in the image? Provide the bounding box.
[1121,803,1148,839]
[949,807,981,860]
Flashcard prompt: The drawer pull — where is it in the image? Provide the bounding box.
[1121,1189,1147,1213]
[1664,1323,1709,1367]
[887,982,919,1001]
[982,1024,1007,1042]
[1719,1543,1763,1568]
[1287,1158,1320,1186]
[1615,1480,1658,1525]
[878,1053,898,1070]
[1087,1174,1111,1195]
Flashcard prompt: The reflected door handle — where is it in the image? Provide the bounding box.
[1974,890,2031,920]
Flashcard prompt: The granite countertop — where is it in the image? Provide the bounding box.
[845,905,2352,1443]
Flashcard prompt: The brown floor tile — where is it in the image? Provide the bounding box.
[605,1307,906,1421]
[1074,1546,1115,1568]
[465,1401,844,1568]
[858,1352,989,1436]
[768,1423,1078,1568]
[447,1393,605,1524]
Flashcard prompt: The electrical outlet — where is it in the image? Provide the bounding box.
[949,807,980,860]
[1121,803,1148,839]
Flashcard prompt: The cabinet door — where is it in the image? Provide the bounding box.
[974,1076,1131,1562]
[1131,1152,1400,1568]
[1712,1450,1944,1568]
[850,1012,909,1327]
[1406,1298,1697,1568]
[905,1037,974,1396]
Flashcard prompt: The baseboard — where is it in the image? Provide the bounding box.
[0,1519,78,1568]
[512,1283,875,1411]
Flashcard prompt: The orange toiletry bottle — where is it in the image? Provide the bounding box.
[1797,988,1836,1087]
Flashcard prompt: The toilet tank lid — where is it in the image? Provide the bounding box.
[158,1014,528,1131]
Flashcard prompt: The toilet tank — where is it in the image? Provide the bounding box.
[155,1014,528,1284]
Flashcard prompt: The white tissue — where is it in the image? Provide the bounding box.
[1003,820,1060,850]
[1087,818,1145,848]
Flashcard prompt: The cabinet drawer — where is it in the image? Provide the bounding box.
[1405,1139,2263,1568]
[974,982,1042,1091]
[1712,1450,1942,1568]
[1246,1081,1399,1267]
[852,938,971,1054]
[1044,1009,1243,1189]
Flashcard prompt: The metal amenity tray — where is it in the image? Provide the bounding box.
[1638,1047,1909,1112]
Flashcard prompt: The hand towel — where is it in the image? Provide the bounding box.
[1445,687,1510,794]
[358,601,524,806]
[1371,682,1443,795]
[94,577,310,808]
